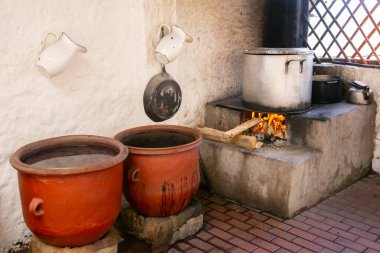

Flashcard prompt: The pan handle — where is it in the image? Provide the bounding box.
[161,63,166,73]
[285,59,306,74]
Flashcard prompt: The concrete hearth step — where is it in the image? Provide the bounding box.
[200,140,321,218]
[223,142,321,164]
[200,140,322,182]
[201,98,375,218]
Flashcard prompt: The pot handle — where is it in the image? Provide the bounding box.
[128,167,140,183]
[363,87,370,100]
[285,59,306,74]
[29,198,44,216]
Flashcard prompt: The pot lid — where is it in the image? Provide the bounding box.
[244,47,313,55]
[348,80,369,89]
[312,75,342,81]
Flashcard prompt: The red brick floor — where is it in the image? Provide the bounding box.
[166,173,380,253]
[16,173,380,252]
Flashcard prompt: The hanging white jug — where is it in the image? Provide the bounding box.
[37,32,87,78]
[155,25,193,65]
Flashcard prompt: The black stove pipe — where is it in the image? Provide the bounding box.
[262,0,309,48]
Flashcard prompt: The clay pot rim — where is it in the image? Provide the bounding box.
[114,124,202,155]
[10,135,128,175]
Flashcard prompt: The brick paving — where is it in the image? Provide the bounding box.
[21,172,375,253]
[15,173,380,253]
[167,173,380,253]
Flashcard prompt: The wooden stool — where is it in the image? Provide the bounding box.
[30,227,123,253]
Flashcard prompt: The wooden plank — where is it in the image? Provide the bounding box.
[197,118,261,142]
[224,118,262,139]
[230,135,258,149]
[197,126,262,149]
[197,127,229,142]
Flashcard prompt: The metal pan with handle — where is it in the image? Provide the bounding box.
[143,65,182,122]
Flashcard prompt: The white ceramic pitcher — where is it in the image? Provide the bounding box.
[37,32,87,78]
[155,25,193,65]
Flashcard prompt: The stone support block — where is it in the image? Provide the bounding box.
[121,199,203,252]
[30,227,122,253]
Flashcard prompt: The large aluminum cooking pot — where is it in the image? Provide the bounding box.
[242,48,314,113]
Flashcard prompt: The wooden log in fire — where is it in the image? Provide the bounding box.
[197,127,227,143]
[262,121,268,133]
[197,126,261,149]
[273,129,284,139]
[197,118,263,149]
[223,118,262,139]
[266,125,274,135]
[231,135,259,149]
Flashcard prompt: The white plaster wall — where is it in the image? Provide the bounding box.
[0,0,263,250]
[314,64,380,173]
[176,0,264,126]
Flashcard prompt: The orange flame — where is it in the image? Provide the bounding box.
[245,112,286,139]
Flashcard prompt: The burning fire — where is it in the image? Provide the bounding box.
[244,112,286,140]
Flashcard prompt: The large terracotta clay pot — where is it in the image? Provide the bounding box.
[114,125,202,217]
[10,135,128,247]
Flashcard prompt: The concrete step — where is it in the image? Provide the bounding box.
[200,139,321,218]
[201,97,375,218]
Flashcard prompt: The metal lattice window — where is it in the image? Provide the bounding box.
[307,0,380,67]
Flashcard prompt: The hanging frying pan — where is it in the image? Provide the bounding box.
[143,65,182,122]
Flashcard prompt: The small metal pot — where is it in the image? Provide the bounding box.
[346,81,374,105]
[312,75,342,104]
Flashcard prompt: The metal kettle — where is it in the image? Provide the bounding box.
[346,81,374,105]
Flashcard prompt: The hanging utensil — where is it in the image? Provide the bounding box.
[143,65,182,122]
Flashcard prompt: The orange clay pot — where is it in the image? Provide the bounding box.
[9,135,128,247]
[114,125,202,217]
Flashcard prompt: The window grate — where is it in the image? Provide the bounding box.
[307,0,380,66]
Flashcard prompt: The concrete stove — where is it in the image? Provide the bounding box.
[200,96,375,218]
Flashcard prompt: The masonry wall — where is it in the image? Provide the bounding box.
[314,64,380,173]
[0,0,264,250]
